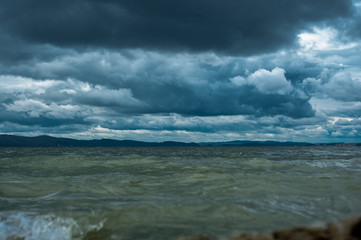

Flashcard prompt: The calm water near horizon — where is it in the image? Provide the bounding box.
[0,145,360,240]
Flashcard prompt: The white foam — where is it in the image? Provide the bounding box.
[0,212,78,240]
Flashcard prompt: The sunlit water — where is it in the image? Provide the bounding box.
[0,146,360,240]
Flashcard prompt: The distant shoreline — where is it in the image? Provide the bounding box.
[1,134,358,147]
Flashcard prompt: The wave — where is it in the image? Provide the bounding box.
[0,212,104,240]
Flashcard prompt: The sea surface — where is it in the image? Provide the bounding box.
[0,145,360,240]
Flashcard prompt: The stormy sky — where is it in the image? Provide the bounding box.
[1,0,361,143]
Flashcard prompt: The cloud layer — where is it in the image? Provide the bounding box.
[0,0,354,54]
[0,0,361,142]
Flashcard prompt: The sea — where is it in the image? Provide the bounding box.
[0,145,360,240]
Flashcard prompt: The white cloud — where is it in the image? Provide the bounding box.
[249,67,293,94]
[4,99,50,118]
[354,0,361,7]
[298,27,336,51]
[230,76,248,86]
[0,75,60,95]
[3,99,88,119]
[0,75,145,111]
[231,67,293,95]
[298,27,357,51]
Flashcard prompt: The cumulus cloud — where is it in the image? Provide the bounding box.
[301,70,361,102]
[324,71,361,101]
[232,67,293,95]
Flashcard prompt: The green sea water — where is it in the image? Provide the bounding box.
[0,146,360,240]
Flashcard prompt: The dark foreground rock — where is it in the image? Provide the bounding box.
[177,216,361,240]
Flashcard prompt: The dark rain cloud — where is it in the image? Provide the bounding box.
[0,0,354,55]
[0,51,315,118]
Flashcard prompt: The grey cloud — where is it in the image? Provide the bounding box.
[95,114,256,133]
[324,72,361,102]
[343,1,361,39]
[101,114,326,134]
[1,51,316,118]
[301,70,361,102]
[0,121,90,137]
[1,0,360,144]
[325,102,361,118]
[126,79,314,118]
[0,108,88,128]
[0,30,75,68]
[0,76,147,114]
[0,98,92,127]
[325,118,361,139]
[73,87,146,111]
[0,0,354,55]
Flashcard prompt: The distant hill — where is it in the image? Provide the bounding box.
[0,134,348,147]
[0,135,198,147]
[200,140,314,146]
